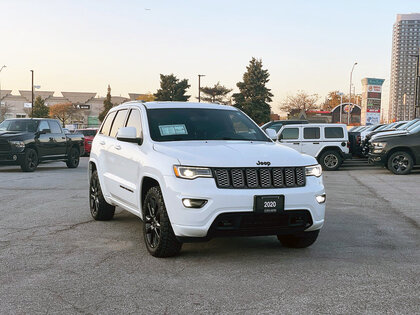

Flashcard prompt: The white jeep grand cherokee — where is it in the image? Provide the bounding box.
[89,102,326,257]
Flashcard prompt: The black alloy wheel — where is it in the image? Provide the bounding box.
[66,147,80,168]
[20,148,38,172]
[89,170,115,220]
[388,151,413,175]
[144,196,161,249]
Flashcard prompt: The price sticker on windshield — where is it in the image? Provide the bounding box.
[159,124,188,136]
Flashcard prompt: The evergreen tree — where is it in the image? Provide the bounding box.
[200,82,232,104]
[154,74,190,101]
[30,96,50,118]
[233,58,273,124]
[98,85,113,122]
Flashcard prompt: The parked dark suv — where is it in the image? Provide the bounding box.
[369,123,420,175]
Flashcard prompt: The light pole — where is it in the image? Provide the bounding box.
[337,92,344,123]
[30,70,34,118]
[348,62,357,125]
[0,65,6,110]
[198,74,205,102]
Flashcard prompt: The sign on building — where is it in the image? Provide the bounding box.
[23,103,32,108]
[361,78,385,125]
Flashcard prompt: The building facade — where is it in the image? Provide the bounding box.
[0,90,144,127]
[389,13,420,122]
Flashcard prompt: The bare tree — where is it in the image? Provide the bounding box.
[280,91,319,115]
[0,103,12,122]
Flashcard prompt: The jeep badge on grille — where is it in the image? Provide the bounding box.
[256,161,271,166]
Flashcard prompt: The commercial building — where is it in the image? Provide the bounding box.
[389,13,420,121]
[0,90,146,127]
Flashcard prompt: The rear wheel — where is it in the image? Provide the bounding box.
[277,230,320,248]
[66,147,80,168]
[20,148,38,172]
[142,186,182,257]
[89,170,115,220]
[319,150,342,171]
[387,151,413,175]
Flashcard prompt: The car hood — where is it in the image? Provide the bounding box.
[371,130,408,141]
[0,131,32,139]
[153,141,317,167]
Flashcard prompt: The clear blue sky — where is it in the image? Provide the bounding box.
[0,0,418,113]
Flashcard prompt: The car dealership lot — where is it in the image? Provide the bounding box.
[0,158,419,314]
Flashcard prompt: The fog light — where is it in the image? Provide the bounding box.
[316,194,326,204]
[182,198,207,208]
[12,155,18,161]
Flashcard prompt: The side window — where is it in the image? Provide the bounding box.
[110,109,128,138]
[280,128,299,140]
[325,127,344,139]
[38,121,50,132]
[125,109,142,137]
[100,111,117,136]
[303,127,320,139]
[49,121,62,134]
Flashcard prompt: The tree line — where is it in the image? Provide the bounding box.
[24,57,362,126]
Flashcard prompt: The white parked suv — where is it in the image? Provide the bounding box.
[275,124,351,171]
[89,102,326,257]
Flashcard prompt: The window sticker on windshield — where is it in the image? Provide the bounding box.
[159,124,188,136]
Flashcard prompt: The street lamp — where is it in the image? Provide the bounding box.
[198,74,205,102]
[30,70,34,118]
[337,92,344,123]
[0,65,6,110]
[348,62,357,125]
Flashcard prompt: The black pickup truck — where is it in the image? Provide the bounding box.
[368,124,420,175]
[0,118,84,172]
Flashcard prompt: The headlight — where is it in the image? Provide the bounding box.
[173,166,213,180]
[305,164,322,177]
[372,142,386,149]
[9,141,25,151]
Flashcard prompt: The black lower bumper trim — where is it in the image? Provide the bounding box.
[177,210,313,243]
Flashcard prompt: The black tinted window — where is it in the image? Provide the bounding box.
[100,111,116,136]
[110,109,128,138]
[49,121,62,133]
[303,127,320,139]
[281,128,299,140]
[125,109,142,137]
[0,119,38,132]
[325,127,344,138]
[38,121,50,132]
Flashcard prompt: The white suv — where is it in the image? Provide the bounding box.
[89,102,326,257]
[276,124,351,171]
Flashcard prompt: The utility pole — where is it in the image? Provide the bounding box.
[0,65,6,114]
[348,62,357,125]
[198,74,205,102]
[403,93,407,120]
[31,70,34,118]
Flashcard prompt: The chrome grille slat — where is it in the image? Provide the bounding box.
[213,167,306,189]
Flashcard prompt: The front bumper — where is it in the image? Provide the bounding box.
[162,175,326,238]
[0,152,24,165]
[368,152,386,165]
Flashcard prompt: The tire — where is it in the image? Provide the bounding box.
[142,186,182,257]
[20,148,38,172]
[319,150,342,171]
[277,230,320,248]
[66,147,80,168]
[387,151,413,175]
[89,170,115,220]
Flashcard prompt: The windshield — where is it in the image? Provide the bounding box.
[77,129,97,136]
[409,123,420,134]
[398,120,419,130]
[407,120,420,132]
[147,108,271,142]
[0,119,38,132]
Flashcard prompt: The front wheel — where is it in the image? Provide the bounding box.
[89,170,115,220]
[387,151,413,175]
[319,150,342,171]
[277,230,320,248]
[142,186,182,257]
[20,148,38,172]
[66,147,80,168]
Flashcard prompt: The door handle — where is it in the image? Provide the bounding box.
[62,137,66,139]
[293,143,300,145]
[100,141,105,145]
[114,145,121,150]
[313,142,320,144]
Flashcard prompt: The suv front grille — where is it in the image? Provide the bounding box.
[213,167,306,189]
[0,139,11,152]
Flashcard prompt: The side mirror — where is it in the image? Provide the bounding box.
[265,128,277,140]
[116,127,142,144]
[36,129,49,135]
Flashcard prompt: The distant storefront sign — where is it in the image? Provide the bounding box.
[366,112,380,125]
[367,92,381,99]
[367,78,385,85]
[24,103,32,108]
[368,85,382,93]
[76,104,90,109]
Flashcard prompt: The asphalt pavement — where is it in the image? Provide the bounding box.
[0,158,419,314]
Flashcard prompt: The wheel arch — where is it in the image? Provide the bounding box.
[141,176,161,211]
[316,146,343,159]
